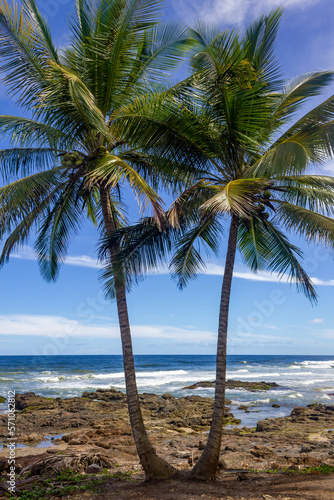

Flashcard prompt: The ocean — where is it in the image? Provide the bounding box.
[0,354,333,427]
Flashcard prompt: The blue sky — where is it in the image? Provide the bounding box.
[1,0,334,356]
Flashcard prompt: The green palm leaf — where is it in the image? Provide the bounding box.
[277,202,334,247]
[171,214,223,289]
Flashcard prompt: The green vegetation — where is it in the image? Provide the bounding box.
[4,468,135,499]
[256,464,334,475]
[0,396,6,403]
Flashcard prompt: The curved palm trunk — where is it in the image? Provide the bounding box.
[100,186,176,480]
[190,213,239,480]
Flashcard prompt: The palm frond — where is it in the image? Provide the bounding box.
[21,0,58,62]
[244,8,282,89]
[264,220,317,302]
[0,147,56,180]
[89,153,165,226]
[171,213,223,289]
[0,115,75,150]
[237,217,268,271]
[98,216,175,291]
[276,202,334,247]
[34,183,84,281]
[278,175,334,215]
[273,72,334,120]
[0,167,66,233]
[248,130,322,177]
[200,178,271,218]
[238,216,316,302]
[0,190,56,266]
[0,0,50,106]
[40,62,107,137]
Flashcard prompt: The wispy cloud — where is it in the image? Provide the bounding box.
[0,314,216,343]
[174,0,320,25]
[198,263,334,287]
[311,318,324,323]
[11,246,334,286]
[323,161,334,175]
[12,246,102,269]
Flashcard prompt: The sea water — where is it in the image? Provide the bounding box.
[0,355,333,426]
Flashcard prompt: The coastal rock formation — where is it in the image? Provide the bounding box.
[256,403,334,434]
[1,392,334,484]
[0,390,238,447]
[183,380,280,391]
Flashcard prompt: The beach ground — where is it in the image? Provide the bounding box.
[1,390,334,499]
[69,472,334,499]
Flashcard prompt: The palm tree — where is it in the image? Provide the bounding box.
[114,9,334,480]
[0,0,190,479]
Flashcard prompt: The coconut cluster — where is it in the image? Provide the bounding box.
[255,190,272,220]
[61,152,84,167]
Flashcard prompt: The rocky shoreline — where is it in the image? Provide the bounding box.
[0,388,333,481]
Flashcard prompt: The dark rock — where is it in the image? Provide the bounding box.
[161,393,174,400]
[251,445,276,459]
[15,392,57,411]
[94,439,111,449]
[85,464,101,474]
[237,473,249,481]
[188,452,201,465]
[224,445,237,452]
[257,404,334,433]
[81,389,125,402]
[272,404,280,408]
[182,380,280,391]
[198,441,205,450]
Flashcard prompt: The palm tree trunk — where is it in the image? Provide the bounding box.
[99,186,176,480]
[190,213,239,480]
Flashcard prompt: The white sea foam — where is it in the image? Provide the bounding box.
[36,369,199,384]
[284,371,314,376]
[299,360,334,369]
[2,356,334,422]
[226,372,281,378]
[288,392,304,398]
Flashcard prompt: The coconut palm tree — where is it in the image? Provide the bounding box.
[0,0,191,479]
[112,9,334,480]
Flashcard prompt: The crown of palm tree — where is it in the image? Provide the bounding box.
[0,0,191,288]
[112,9,334,304]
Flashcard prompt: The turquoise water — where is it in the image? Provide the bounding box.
[0,355,333,426]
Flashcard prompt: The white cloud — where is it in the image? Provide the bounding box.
[263,323,280,330]
[0,314,216,343]
[11,246,334,286]
[311,318,324,323]
[174,0,319,25]
[11,246,102,269]
[200,264,334,287]
[323,161,334,175]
